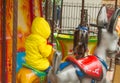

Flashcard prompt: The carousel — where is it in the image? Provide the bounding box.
[0,0,120,83]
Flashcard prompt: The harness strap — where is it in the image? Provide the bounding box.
[96,56,108,70]
[74,65,85,77]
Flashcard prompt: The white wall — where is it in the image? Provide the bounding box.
[63,0,102,4]
[61,0,102,32]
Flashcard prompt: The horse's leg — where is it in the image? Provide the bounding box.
[16,67,40,83]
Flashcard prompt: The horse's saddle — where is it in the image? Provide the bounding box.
[66,56,103,80]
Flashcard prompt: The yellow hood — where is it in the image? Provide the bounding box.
[31,17,51,39]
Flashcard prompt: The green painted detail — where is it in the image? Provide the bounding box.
[54,33,74,40]
[89,39,97,42]
[89,36,97,42]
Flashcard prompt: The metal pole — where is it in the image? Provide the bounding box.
[39,0,43,17]
[45,0,48,20]
[51,0,55,43]
[12,0,18,83]
[1,0,6,82]
[115,0,118,10]
[81,0,84,25]
[73,0,85,55]
[59,0,63,29]
[29,0,34,24]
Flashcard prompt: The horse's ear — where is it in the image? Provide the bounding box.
[97,5,108,27]
[52,51,62,74]
[108,8,120,34]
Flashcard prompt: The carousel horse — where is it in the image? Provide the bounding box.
[48,29,119,83]
[16,50,58,83]
[47,7,120,83]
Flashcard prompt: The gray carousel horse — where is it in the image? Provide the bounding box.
[47,6,120,83]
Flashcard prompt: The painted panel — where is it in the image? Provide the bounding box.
[0,0,42,83]
[6,0,13,82]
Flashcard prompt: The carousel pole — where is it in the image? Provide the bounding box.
[39,0,43,17]
[51,0,56,43]
[29,0,34,24]
[45,0,48,20]
[59,0,63,29]
[12,0,18,83]
[73,0,85,56]
[1,0,6,83]
[81,0,84,25]
[115,0,118,10]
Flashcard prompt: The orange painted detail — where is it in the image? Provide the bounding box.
[59,40,66,60]
[6,0,13,82]
[116,16,120,36]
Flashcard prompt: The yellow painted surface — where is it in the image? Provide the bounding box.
[16,67,40,83]
[88,42,97,55]
[113,65,120,83]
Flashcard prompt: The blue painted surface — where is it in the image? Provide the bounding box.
[16,52,26,72]
[59,61,71,71]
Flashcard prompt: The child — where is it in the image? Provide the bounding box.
[25,17,55,71]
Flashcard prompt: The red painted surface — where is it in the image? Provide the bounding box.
[67,56,103,80]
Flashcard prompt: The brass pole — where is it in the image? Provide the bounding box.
[12,0,18,83]
[73,0,85,55]
[1,0,6,82]
[51,0,55,43]
[81,0,84,25]
[115,0,118,10]
[45,0,48,20]
[59,0,63,29]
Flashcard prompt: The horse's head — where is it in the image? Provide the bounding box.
[94,5,120,59]
[98,7,120,58]
[47,51,62,83]
[106,8,120,58]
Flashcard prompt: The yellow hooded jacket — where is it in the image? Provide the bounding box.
[25,17,52,71]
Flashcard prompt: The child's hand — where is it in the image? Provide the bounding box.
[48,48,56,65]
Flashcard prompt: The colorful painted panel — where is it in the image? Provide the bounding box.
[0,0,43,83]
[88,36,97,55]
[54,33,97,61]
[6,1,13,82]
[54,33,74,60]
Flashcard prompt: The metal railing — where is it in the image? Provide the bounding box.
[61,2,102,33]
